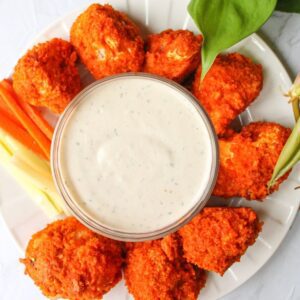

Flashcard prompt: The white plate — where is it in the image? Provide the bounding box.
[0,1,300,299]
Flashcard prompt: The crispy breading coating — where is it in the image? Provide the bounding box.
[70,4,144,79]
[13,38,81,114]
[124,234,206,300]
[179,207,262,275]
[144,30,202,83]
[20,217,123,300]
[213,122,291,200]
[192,53,263,135]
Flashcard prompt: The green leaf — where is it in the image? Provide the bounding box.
[188,0,277,79]
[292,96,300,121]
[276,0,300,13]
[268,117,300,188]
[288,74,300,121]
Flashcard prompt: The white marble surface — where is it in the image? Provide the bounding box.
[0,1,300,299]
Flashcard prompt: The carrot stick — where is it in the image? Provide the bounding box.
[18,102,54,140]
[2,80,54,140]
[0,109,46,159]
[0,83,51,159]
[0,92,24,128]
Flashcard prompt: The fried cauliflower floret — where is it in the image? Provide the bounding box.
[213,122,291,200]
[179,207,262,275]
[13,38,81,114]
[192,53,263,135]
[70,4,144,79]
[144,30,202,83]
[20,217,123,300]
[124,234,206,300]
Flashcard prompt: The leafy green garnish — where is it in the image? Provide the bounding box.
[268,117,300,188]
[276,0,300,13]
[186,0,300,187]
[269,76,300,188]
[287,76,300,121]
[188,0,277,79]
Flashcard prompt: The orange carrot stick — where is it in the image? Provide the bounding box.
[0,92,24,128]
[0,108,46,158]
[2,80,54,140]
[0,83,51,159]
[18,102,54,140]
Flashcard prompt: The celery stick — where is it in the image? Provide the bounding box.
[12,165,63,216]
[10,154,65,214]
[0,141,13,159]
[0,141,64,217]
[17,177,62,218]
[0,140,54,193]
[11,156,53,187]
[43,190,65,215]
[2,130,51,175]
[47,189,68,215]
[0,145,61,217]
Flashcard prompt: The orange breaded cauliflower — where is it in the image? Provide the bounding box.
[20,217,123,300]
[13,38,81,114]
[179,207,262,275]
[70,4,144,79]
[213,122,291,200]
[124,234,206,300]
[192,53,263,135]
[144,29,202,83]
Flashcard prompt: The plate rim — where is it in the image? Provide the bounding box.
[1,3,299,300]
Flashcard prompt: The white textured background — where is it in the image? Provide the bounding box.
[0,1,300,299]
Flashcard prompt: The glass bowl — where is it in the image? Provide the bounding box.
[51,73,219,241]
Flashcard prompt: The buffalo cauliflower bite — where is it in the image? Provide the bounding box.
[213,122,291,200]
[13,38,81,114]
[192,53,263,135]
[20,217,123,300]
[70,4,144,79]
[179,207,262,275]
[144,30,202,83]
[125,234,206,300]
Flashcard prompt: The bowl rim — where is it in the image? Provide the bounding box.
[51,72,219,241]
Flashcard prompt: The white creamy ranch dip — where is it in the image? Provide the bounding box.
[59,76,213,233]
